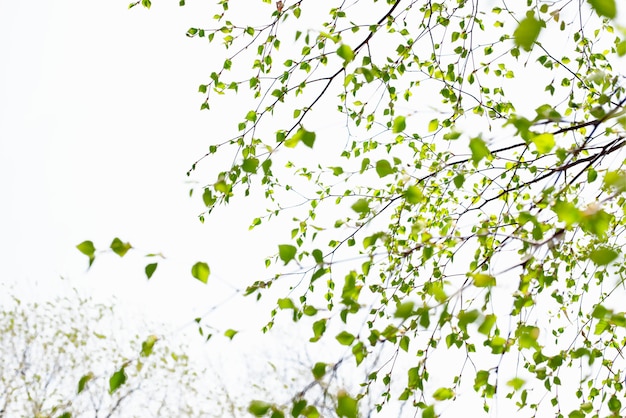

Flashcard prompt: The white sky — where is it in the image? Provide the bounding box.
[0,1,271,325]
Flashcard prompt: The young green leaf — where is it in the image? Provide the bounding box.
[191,261,210,283]
[242,158,259,173]
[351,199,370,214]
[76,241,96,267]
[336,44,355,65]
[145,262,158,279]
[77,373,94,394]
[514,14,543,51]
[375,159,394,177]
[109,367,127,394]
[140,335,158,357]
[224,329,238,340]
[392,116,406,133]
[110,238,132,257]
[278,244,297,265]
[589,247,618,265]
[587,0,616,18]
[336,391,358,418]
[335,331,355,346]
[531,133,555,154]
[469,137,491,166]
[248,400,272,416]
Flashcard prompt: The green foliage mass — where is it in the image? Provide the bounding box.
[87,0,626,416]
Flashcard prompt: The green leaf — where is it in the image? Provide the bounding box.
[145,263,158,279]
[422,406,435,418]
[285,127,316,148]
[394,301,415,319]
[242,158,260,173]
[428,119,439,132]
[453,174,465,188]
[110,238,132,257]
[191,261,210,283]
[336,44,355,65]
[77,373,93,394]
[392,116,406,133]
[336,331,355,346]
[469,137,491,166]
[336,391,358,418]
[277,298,296,309]
[351,199,370,214]
[278,244,297,265]
[224,329,238,340]
[587,0,616,18]
[404,185,422,204]
[109,367,127,394]
[141,0,151,9]
[507,377,525,390]
[375,159,394,177]
[589,247,618,265]
[76,241,96,267]
[531,133,555,154]
[245,110,257,122]
[248,400,272,416]
[432,387,454,400]
[312,362,327,379]
[472,273,496,287]
[310,318,327,342]
[141,335,158,357]
[514,14,543,51]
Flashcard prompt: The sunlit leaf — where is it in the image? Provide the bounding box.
[587,0,616,18]
[191,261,210,283]
[375,159,394,177]
[109,367,127,394]
[336,391,358,418]
[589,247,618,265]
[110,238,132,257]
[514,14,543,51]
[76,241,96,267]
[278,244,297,265]
[336,44,355,65]
[145,263,158,279]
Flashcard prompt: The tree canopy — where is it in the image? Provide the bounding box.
[82,0,626,416]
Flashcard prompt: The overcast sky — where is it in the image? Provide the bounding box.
[0,1,277,327]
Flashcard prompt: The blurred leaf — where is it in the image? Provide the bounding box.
[109,366,127,394]
[469,137,491,166]
[191,261,210,283]
[336,331,355,346]
[278,244,297,265]
[224,329,238,340]
[336,391,358,418]
[589,247,618,265]
[587,0,616,18]
[392,116,406,133]
[248,400,272,416]
[375,159,394,177]
[141,335,158,357]
[110,238,132,257]
[76,241,96,267]
[337,44,355,64]
[351,199,370,214]
[514,14,542,51]
[145,263,158,279]
[532,133,555,154]
[77,373,94,394]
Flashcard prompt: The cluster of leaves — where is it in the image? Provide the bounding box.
[0,293,237,417]
[110,0,626,416]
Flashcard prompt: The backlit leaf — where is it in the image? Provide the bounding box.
[514,14,543,51]
[278,244,297,264]
[191,261,210,283]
